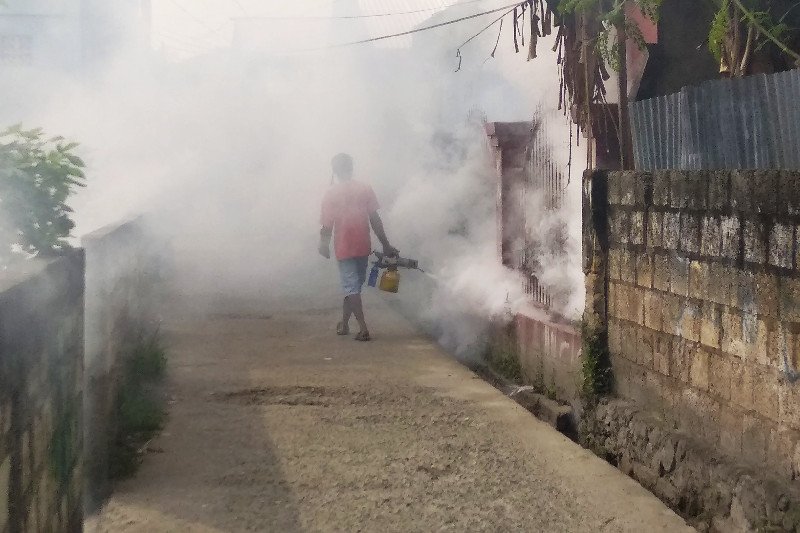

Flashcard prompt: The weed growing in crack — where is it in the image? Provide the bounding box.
[485,323,523,384]
[580,323,613,402]
[111,330,168,480]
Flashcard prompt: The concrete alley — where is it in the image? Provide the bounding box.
[86,291,691,532]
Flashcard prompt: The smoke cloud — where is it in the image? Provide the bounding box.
[0,1,583,356]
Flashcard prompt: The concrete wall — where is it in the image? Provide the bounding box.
[486,122,583,401]
[604,169,800,479]
[82,219,161,510]
[514,308,582,400]
[0,252,85,533]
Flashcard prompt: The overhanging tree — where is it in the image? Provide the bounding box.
[0,125,86,266]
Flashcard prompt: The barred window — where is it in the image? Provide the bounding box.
[0,35,33,65]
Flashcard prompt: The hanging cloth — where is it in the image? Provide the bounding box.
[528,0,539,60]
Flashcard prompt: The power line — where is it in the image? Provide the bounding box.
[166,0,229,40]
[155,30,221,50]
[232,0,497,20]
[157,40,207,53]
[229,0,248,15]
[299,1,524,51]
[455,3,513,50]
[157,40,209,54]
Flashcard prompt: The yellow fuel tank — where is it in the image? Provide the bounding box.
[379,269,400,293]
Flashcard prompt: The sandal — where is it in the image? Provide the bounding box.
[354,330,371,342]
[336,322,350,336]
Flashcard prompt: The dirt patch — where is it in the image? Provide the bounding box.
[215,386,341,407]
[213,385,454,411]
[209,313,273,320]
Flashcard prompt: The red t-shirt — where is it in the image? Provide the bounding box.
[320,180,380,260]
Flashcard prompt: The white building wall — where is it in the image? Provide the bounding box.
[0,0,148,71]
[0,0,82,70]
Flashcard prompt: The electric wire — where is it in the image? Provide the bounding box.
[454,3,515,51]
[230,0,248,15]
[154,32,216,54]
[298,1,525,51]
[155,31,220,51]
[232,0,499,20]
[166,0,229,40]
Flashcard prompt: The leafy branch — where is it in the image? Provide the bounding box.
[709,0,798,75]
[0,125,86,265]
[559,0,663,71]
[731,0,799,61]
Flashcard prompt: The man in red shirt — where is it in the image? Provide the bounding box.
[319,153,397,341]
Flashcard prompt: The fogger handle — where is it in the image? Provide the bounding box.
[372,251,420,271]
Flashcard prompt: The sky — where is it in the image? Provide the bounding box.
[150,0,483,60]
[152,0,372,59]
[151,0,260,59]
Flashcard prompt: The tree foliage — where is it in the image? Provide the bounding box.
[559,0,663,71]
[709,0,797,75]
[0,125,86,265]
[559,0,798,74]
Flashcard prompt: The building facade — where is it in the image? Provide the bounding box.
[0,0,149,71]
[0,0,82,69]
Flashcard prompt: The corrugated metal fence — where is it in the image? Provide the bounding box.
[631,69,800,170]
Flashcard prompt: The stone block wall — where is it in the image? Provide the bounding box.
[0,252,85,533]
[604,169,800,481]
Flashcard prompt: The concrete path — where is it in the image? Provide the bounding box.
[87,291,692,532]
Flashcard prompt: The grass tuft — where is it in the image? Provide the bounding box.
[111,330,168,480]
[581,323,613,402]
[485,323,523,384]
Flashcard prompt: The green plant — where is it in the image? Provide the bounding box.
[491,348,524,383]
[485,325,523,384]
[0,125,85,265]
[559,0,663,71]
[128,330,168,383]
[50,398,79,490]
[117,385,166,434]
[111,331,168,480]
[708,0,798,75]
[111,378,166,480]
[545,382,558,401]
[581,324,613,401]
[709,2,732,61]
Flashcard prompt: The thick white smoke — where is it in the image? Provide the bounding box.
[0,1,583,354]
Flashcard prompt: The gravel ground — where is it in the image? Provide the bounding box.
[86,291,692,533]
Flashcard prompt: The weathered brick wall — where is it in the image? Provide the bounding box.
[0,252,85,533]
[605,169,800,481]
[82,219,162,510]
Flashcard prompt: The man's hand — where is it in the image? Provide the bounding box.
[383,244,399,257]
[318,242,330,259]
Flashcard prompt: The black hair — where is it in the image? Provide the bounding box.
[331,153,353,178]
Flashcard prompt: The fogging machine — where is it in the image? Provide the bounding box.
[368,251,422,293]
